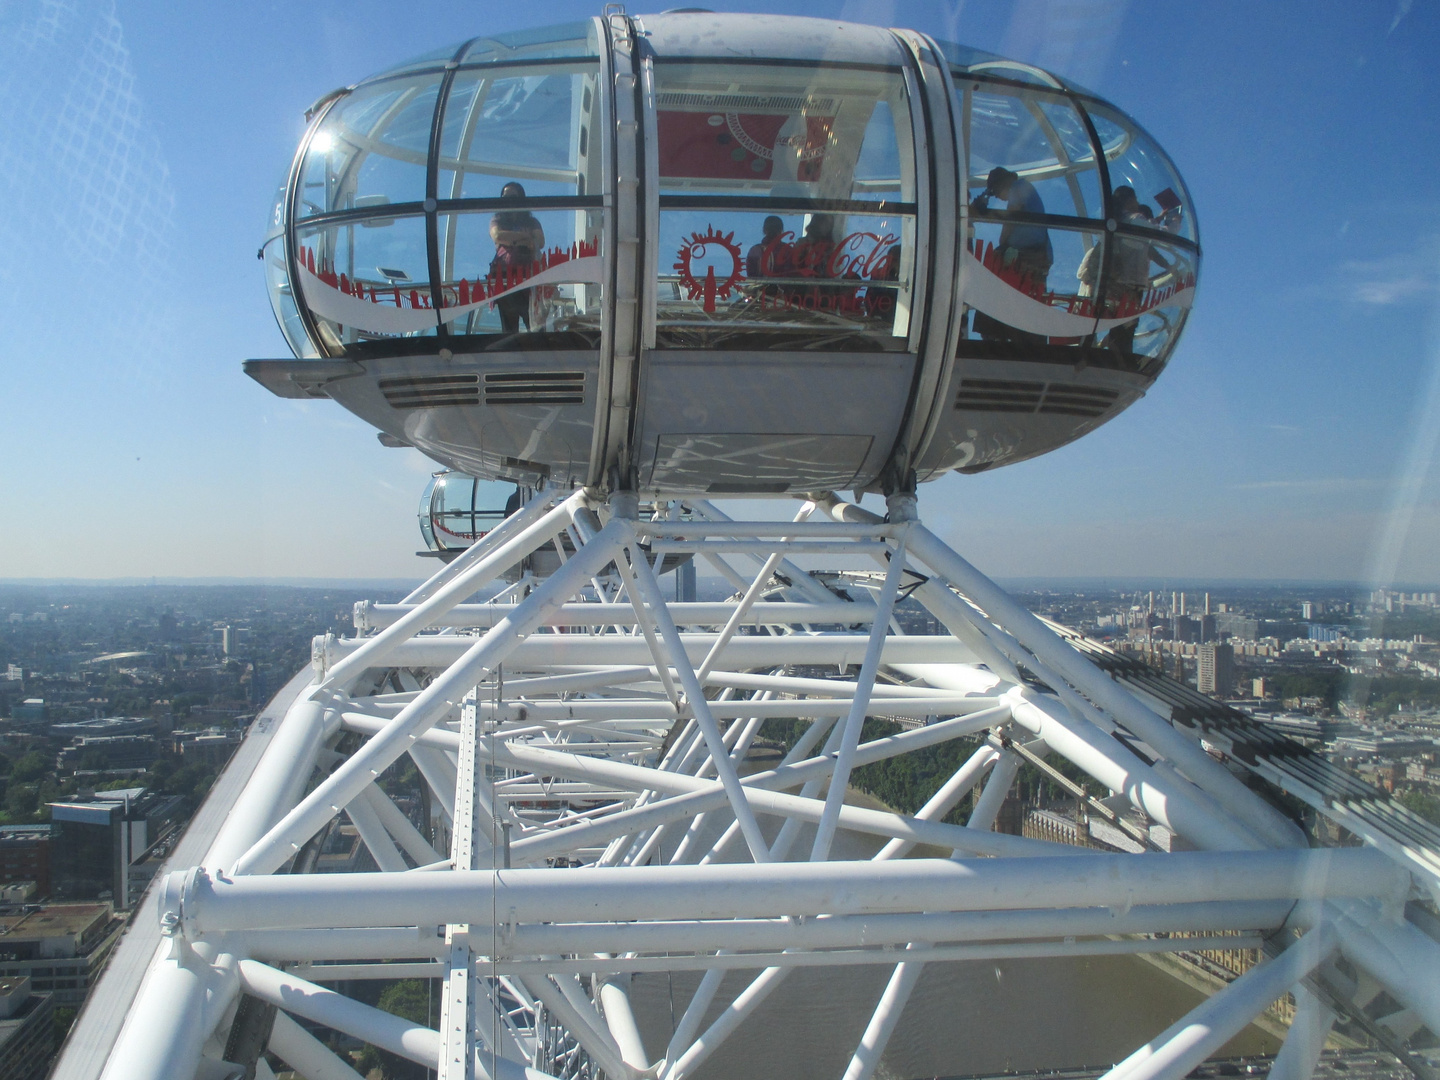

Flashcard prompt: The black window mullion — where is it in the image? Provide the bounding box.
[426,63,460,336]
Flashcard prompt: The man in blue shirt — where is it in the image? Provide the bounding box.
[971,166,1053,288]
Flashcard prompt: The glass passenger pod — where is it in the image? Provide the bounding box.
[947,51,1200,379]
[419,472,522,554]
[278,22,607,358]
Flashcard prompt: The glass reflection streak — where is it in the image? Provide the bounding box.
[255,14,1201,494]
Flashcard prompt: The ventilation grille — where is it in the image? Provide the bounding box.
[657,92,839,113]
[484,371,585,406]
[955,379,1119,419]
[380,374,479,410]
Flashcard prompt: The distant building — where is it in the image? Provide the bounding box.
[171,728,241,765]
[47,790,185,908]
[8,702,44,726]
[48,717,156,740]
[0,977,54,1080]
[1197,643,1235,696]
[1215,613,1259,641]
[2,667,20,684]
[0,904,123,1008]
[0,829,50,900]
[57,735,158,773]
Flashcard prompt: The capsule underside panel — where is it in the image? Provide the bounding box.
[260,13,1200,494]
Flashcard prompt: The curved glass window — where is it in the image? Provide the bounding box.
[1094,235,1197,376]
[652,62,917,350]
[436,209,602,341]
[299,75,441,218]
[439,66,601,199]
[262,237,316,359]
[294,214,434,351]
[274,30,605,358]
[1086,103,1197,243]
[962,82,1102,219]
[422,473,516,552]
[959,222,1103,357]
[458,22,599,66]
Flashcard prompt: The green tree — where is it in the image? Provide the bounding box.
[10,751,49,785]
[1396,789,1440,828]
[356,980,432,1079]
[5,783,39,820]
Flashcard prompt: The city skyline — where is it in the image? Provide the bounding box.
[1,0,1436,583]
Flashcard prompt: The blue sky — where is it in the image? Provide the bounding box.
[0,0,1436,585]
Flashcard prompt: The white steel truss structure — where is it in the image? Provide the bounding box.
[79,488,1440,1080]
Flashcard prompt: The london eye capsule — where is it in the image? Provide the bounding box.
[248,12,1199,495]
[418,471,520,556]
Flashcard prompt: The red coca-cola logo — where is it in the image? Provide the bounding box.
[825,231,899,280]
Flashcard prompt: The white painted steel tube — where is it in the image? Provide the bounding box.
[619,535,772,862]
[635,520,900,537]
[523,976,631,1080]
[901,520,1305,850]
[1099,925,1337,1080]
[362,783,443,866]
[362,600,877,629]
[842,944,929,1080]
[690,500,840,606]
[365,695,991,724]
[400,485,561,606]
[666,963,786,1080]
[99,946,236,1080]
[235,899,1294,960]
[321,632,976,669]
[344,786,408,872]
[238,926,444,962]
[409,744,458,823]
[811,532,907,861]
[206,696,329,869]
[1005,688,1263,851]
[705,669,998,699]
[876,745,1000,859]
[968,749,1021,830]
[598,974,651,1070]
[493,935,1270,978]
[324,490,582,690]
[174,849,1404,933]
[239,958,441,1068]
[1327,897,1440,1036]
[232,520,628,877]
[663,966,723,1073]
[1266,985,1335,1080]
[531,906,1285,962]
[269,1009,366,1080]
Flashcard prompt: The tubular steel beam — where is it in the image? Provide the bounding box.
[169,849,1405,934]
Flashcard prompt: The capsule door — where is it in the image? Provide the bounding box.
[627,16,940,495]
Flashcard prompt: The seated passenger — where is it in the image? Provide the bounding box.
[746,215,793,280]
[790,214,836,280]
[490,181,546,333]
